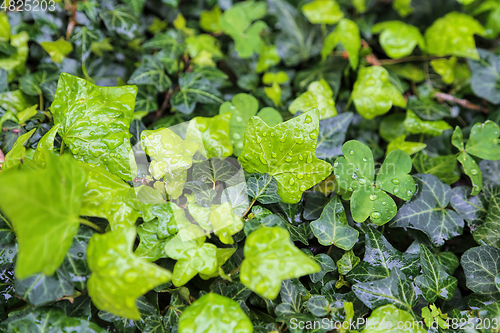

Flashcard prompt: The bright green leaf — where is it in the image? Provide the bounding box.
[403,110,452,136]
[372,21,425,59]
[0,154,86,279]
[240,227,320,299]
[40,38,73,64]
[301,0,344,25]
[185,113,233,159]
[87,227,172,320]
[50,73,138,181]
[238,109,333,204]
[178,293,253,333]
[289,79,337,120]
[321,18,360,69]
[352,66,406,120]
[424,12,485,60]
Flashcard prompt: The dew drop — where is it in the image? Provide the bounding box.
[259,155,268,165]
[371,212,381,219]
[299,155,304,160]
[300,185,306,191]
[394,188,399,194]
[235,116,243,122]
[334,161,339,167]
[262,131,267,137]
[272,152,277,158]
[471,169,478,175]
[359,179,366,184]
[392,179,400,185]
[257,137,262,143]
[77,252,84,258]
[306,153,313,163]
[309,132,318,140]
[285,156,292,162]
[349,150,354,155]
[271,132,275,137]
[288,151,293,156]
[305,115,312,123]
[362,157,368,162]
[382,201,387,206]
[297,173,304,179]
[233,133,241,140]
[289,178,295,185]
[348,187,353,191]
[369,194,377,201]
[407,190,413,197]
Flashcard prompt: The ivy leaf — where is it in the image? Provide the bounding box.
[40,38,73,64]
[450,186,488,228]
[363,304,426,333]
[185,113,233,159]
[407,96,451,121]
[141,128,198,199]
[246,173,281,204]
[461,245,500,299]
[219,93,259,156]
[2,128,35,171]
[238,109,333,204]
[390,174,464,246]
[468,49,500,105]
[403,110,452,137]
[321,18,360,69]
[4,308,107,333]
[87,227,171,320]
[301,0,344,25]
[430,57,457,84]
[334,140,415,224]
[171,68,226,114]
[164,234,218,286]
[288,79,337,120]
[219,1,267,58]
[316,112,353,159]
[337,250,360,275]
[268,0,321,67]
[192,158,239,186]
[413,152,459,185]
[0,154,86,279]
[15,268,73,306]
[352,269,417,312]
[50,73,138,181]
[200,5,222,33]
[347,226,419,283]
[310,196,359,251]
[128,55,171,92]
[424,12,485,60]
[415,244,458,303]
[240,226,320,299]
[177,293,253,333]
[473,191,500,247]
[309,253,336,283]
[100,6,139,41]
[256,44,280,73]
[352,66,406,120]
[80,163,139,230]
[372,21,425,59]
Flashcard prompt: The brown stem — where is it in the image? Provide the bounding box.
[434,92,489,114]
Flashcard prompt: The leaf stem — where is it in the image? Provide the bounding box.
[60,140,65,155]
[243,198,256,219]
[78,218,104,233]
[378,55,443,65]
[39,93,44,111]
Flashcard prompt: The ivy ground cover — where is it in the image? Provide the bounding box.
[2,0,500,332]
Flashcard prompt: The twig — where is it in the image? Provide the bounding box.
[362,39,382,66]
[434,92,489,114]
